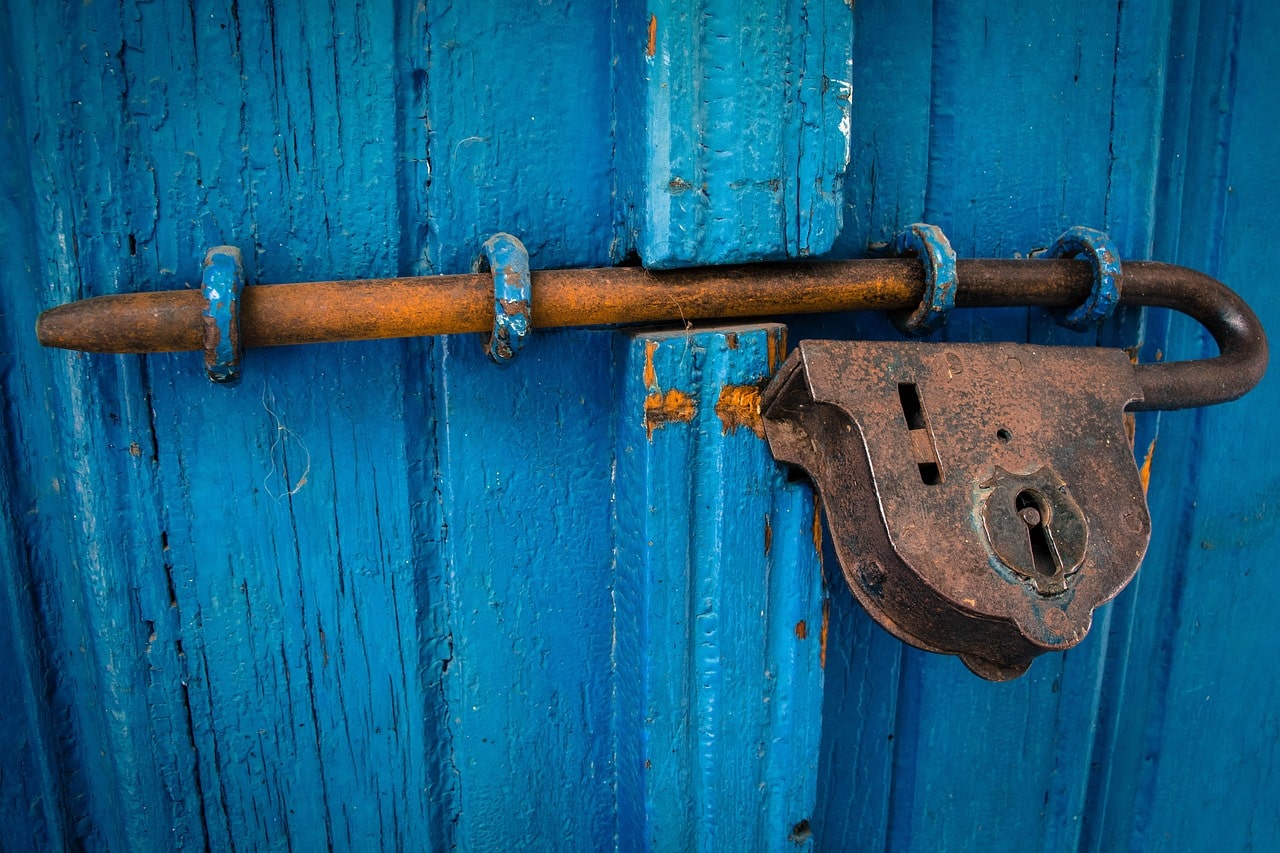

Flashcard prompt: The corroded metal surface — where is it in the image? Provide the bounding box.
[34,259,1267,411]
[477,233,532,364]
[761,340,1151,680]
[199,247,245,383]
[1042,225,1123,330]
[980,465,1089,596]
[874,222,958,335]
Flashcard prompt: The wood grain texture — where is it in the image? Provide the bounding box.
[420,3,620,848]
[1,1,443,849]
[614,0,853,267]
[614,325,825,852]
[810,2,1227,851]
[1083,1,1280,848]
[0,20,75,848]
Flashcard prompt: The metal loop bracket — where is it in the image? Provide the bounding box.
[878,223,958,336]
[477,233,532,365]
[201,246,245,384]
[1043,226,1122,331]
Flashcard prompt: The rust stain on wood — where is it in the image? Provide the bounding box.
[764,515,772,555]
[643,339,658,389]
[765,326,787,375]
[1139,437,1157,494]
[645,388,695,439]
[820,599,830,668]
[811,492,823,554]
[646,14,657,57]
[795,620,808,640]
[715,384,764,438]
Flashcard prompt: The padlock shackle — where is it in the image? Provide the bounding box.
[952,259,1269,409]
[1118,262,1268,411]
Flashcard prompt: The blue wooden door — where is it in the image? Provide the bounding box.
[2,1,1276,850]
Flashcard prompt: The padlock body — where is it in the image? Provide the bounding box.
[762,340,1150,680]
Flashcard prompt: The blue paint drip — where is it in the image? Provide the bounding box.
[200,246,245,384]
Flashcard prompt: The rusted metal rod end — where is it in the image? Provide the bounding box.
[36,290,205,354]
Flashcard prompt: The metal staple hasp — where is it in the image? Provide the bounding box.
[874,222,958,336]
[1042,226,1122,331]
[201,246,245,383]
[477,232,533,365]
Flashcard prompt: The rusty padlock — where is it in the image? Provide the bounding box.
[761,230,1267,680]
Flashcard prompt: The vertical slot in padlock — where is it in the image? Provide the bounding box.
[897,382,943,484]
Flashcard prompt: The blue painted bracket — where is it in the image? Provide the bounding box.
[478,233,532,365]
[1043,226,1122,331]
[201,246,245,384]
[875,223,958,336]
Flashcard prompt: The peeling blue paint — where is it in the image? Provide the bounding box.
[1043,226,1123,331]
[613,0,854,267]
[200,246,245,383]
[478,233,532,365]
[877,222,958,335]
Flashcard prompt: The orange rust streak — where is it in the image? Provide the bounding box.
[795,620,808,640]
[763,515,772,554]
[812,492,824,555]
[1139,437,1157,494]
[643,339,658,390]
[766,326,786,374]
[646,14,657,57]
[644,388,695,439]
[820,599,830,669]
[714,384,764,438]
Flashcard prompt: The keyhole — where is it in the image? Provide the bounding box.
[1016,490,1060,579]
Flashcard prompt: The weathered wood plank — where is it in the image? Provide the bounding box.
[615,324,824,850]
[614,0,854,267]
[1,1,445,849]
[1088,1,1280,848]
[421,2,620,848]
[2,0,1277,849]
